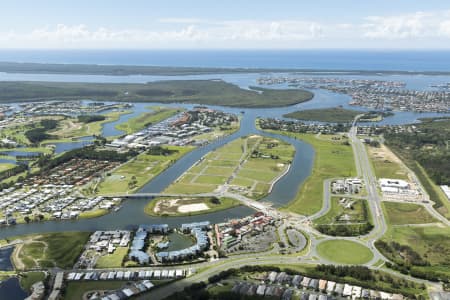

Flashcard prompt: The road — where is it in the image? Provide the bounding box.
[42,116,446,299]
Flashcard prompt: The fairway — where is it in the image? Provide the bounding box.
[383,202,437,225]
[316,240,373,264]
[164,135,295,199]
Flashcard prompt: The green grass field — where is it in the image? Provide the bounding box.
[271,132,356,215]
[48,110,130,140]
[381,225,450,277]
[19,272,46,292]
[383,202,438,225]
[97,145,193,194]
[95,247,128,268]
[316,240,374,264]
[17,232,90,269]
[115,106,182,134]
[314,197,369,225]
[164,135,294,199]
[0,163,16,172]
[284,107,362,123]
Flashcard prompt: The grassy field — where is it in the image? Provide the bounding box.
[115,106,182,134]
[78,209,109,219]
[382,202,438,225]
[316,240,374,264]
[16,232,90,269]
[144,196,241,217]
[381,226,450,277]
[314,197,369,225]
[49,110,131,140]
[269,132,356,215]
[19,271,46,292]
[0,80,313,108]
[96,145,193,195]
[0,163,16,172]
[284,107,362,123]
[164,135,295,199]
[95,247,128,268]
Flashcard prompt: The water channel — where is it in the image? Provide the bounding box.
[0,72,449,239]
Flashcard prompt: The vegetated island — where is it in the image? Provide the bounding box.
[2,61,450,76]
[284,107,393,123]
[0,80,313,108]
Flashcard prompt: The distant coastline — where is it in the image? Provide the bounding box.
[2,61,450,76]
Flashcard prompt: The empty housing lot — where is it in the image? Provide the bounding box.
[165,135,295,199]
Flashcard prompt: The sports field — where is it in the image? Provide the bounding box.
[164,135,294,199]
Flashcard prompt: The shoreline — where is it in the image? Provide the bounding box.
[2,61,450,76]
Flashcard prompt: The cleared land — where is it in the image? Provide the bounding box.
[316,240,374,264]
[284,107,362,123]
[367,144,409,180]
[13,232,90,270]
[96,145,193,195]
[269,132,356,215]
[0,80,313,108]
[95,247,128,268]
[164,135,295,199]
[145,196,241,217]
[115,106,182,134]
[382,202,438,225]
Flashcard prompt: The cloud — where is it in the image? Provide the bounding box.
[1,11,450,48]
[362,11,450,39]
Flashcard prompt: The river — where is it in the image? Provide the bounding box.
[0,72,449,239]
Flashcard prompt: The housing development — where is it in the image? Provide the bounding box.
[0,3,450,298]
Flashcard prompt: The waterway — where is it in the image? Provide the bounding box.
[0,246,14,271]
[0,72,448,239]
[0,277,28,300]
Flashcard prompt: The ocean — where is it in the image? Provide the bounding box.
[0,49,450,72]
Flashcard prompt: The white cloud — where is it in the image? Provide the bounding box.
[1,11,450,48]
[362,11,450,39]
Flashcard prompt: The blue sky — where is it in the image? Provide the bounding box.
[1,0,450,49]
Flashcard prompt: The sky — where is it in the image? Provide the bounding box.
[1,0,450,49]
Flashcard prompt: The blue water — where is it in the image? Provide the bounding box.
[1,49,450,71]
[0,247,14,271]
[0,278,28,300]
